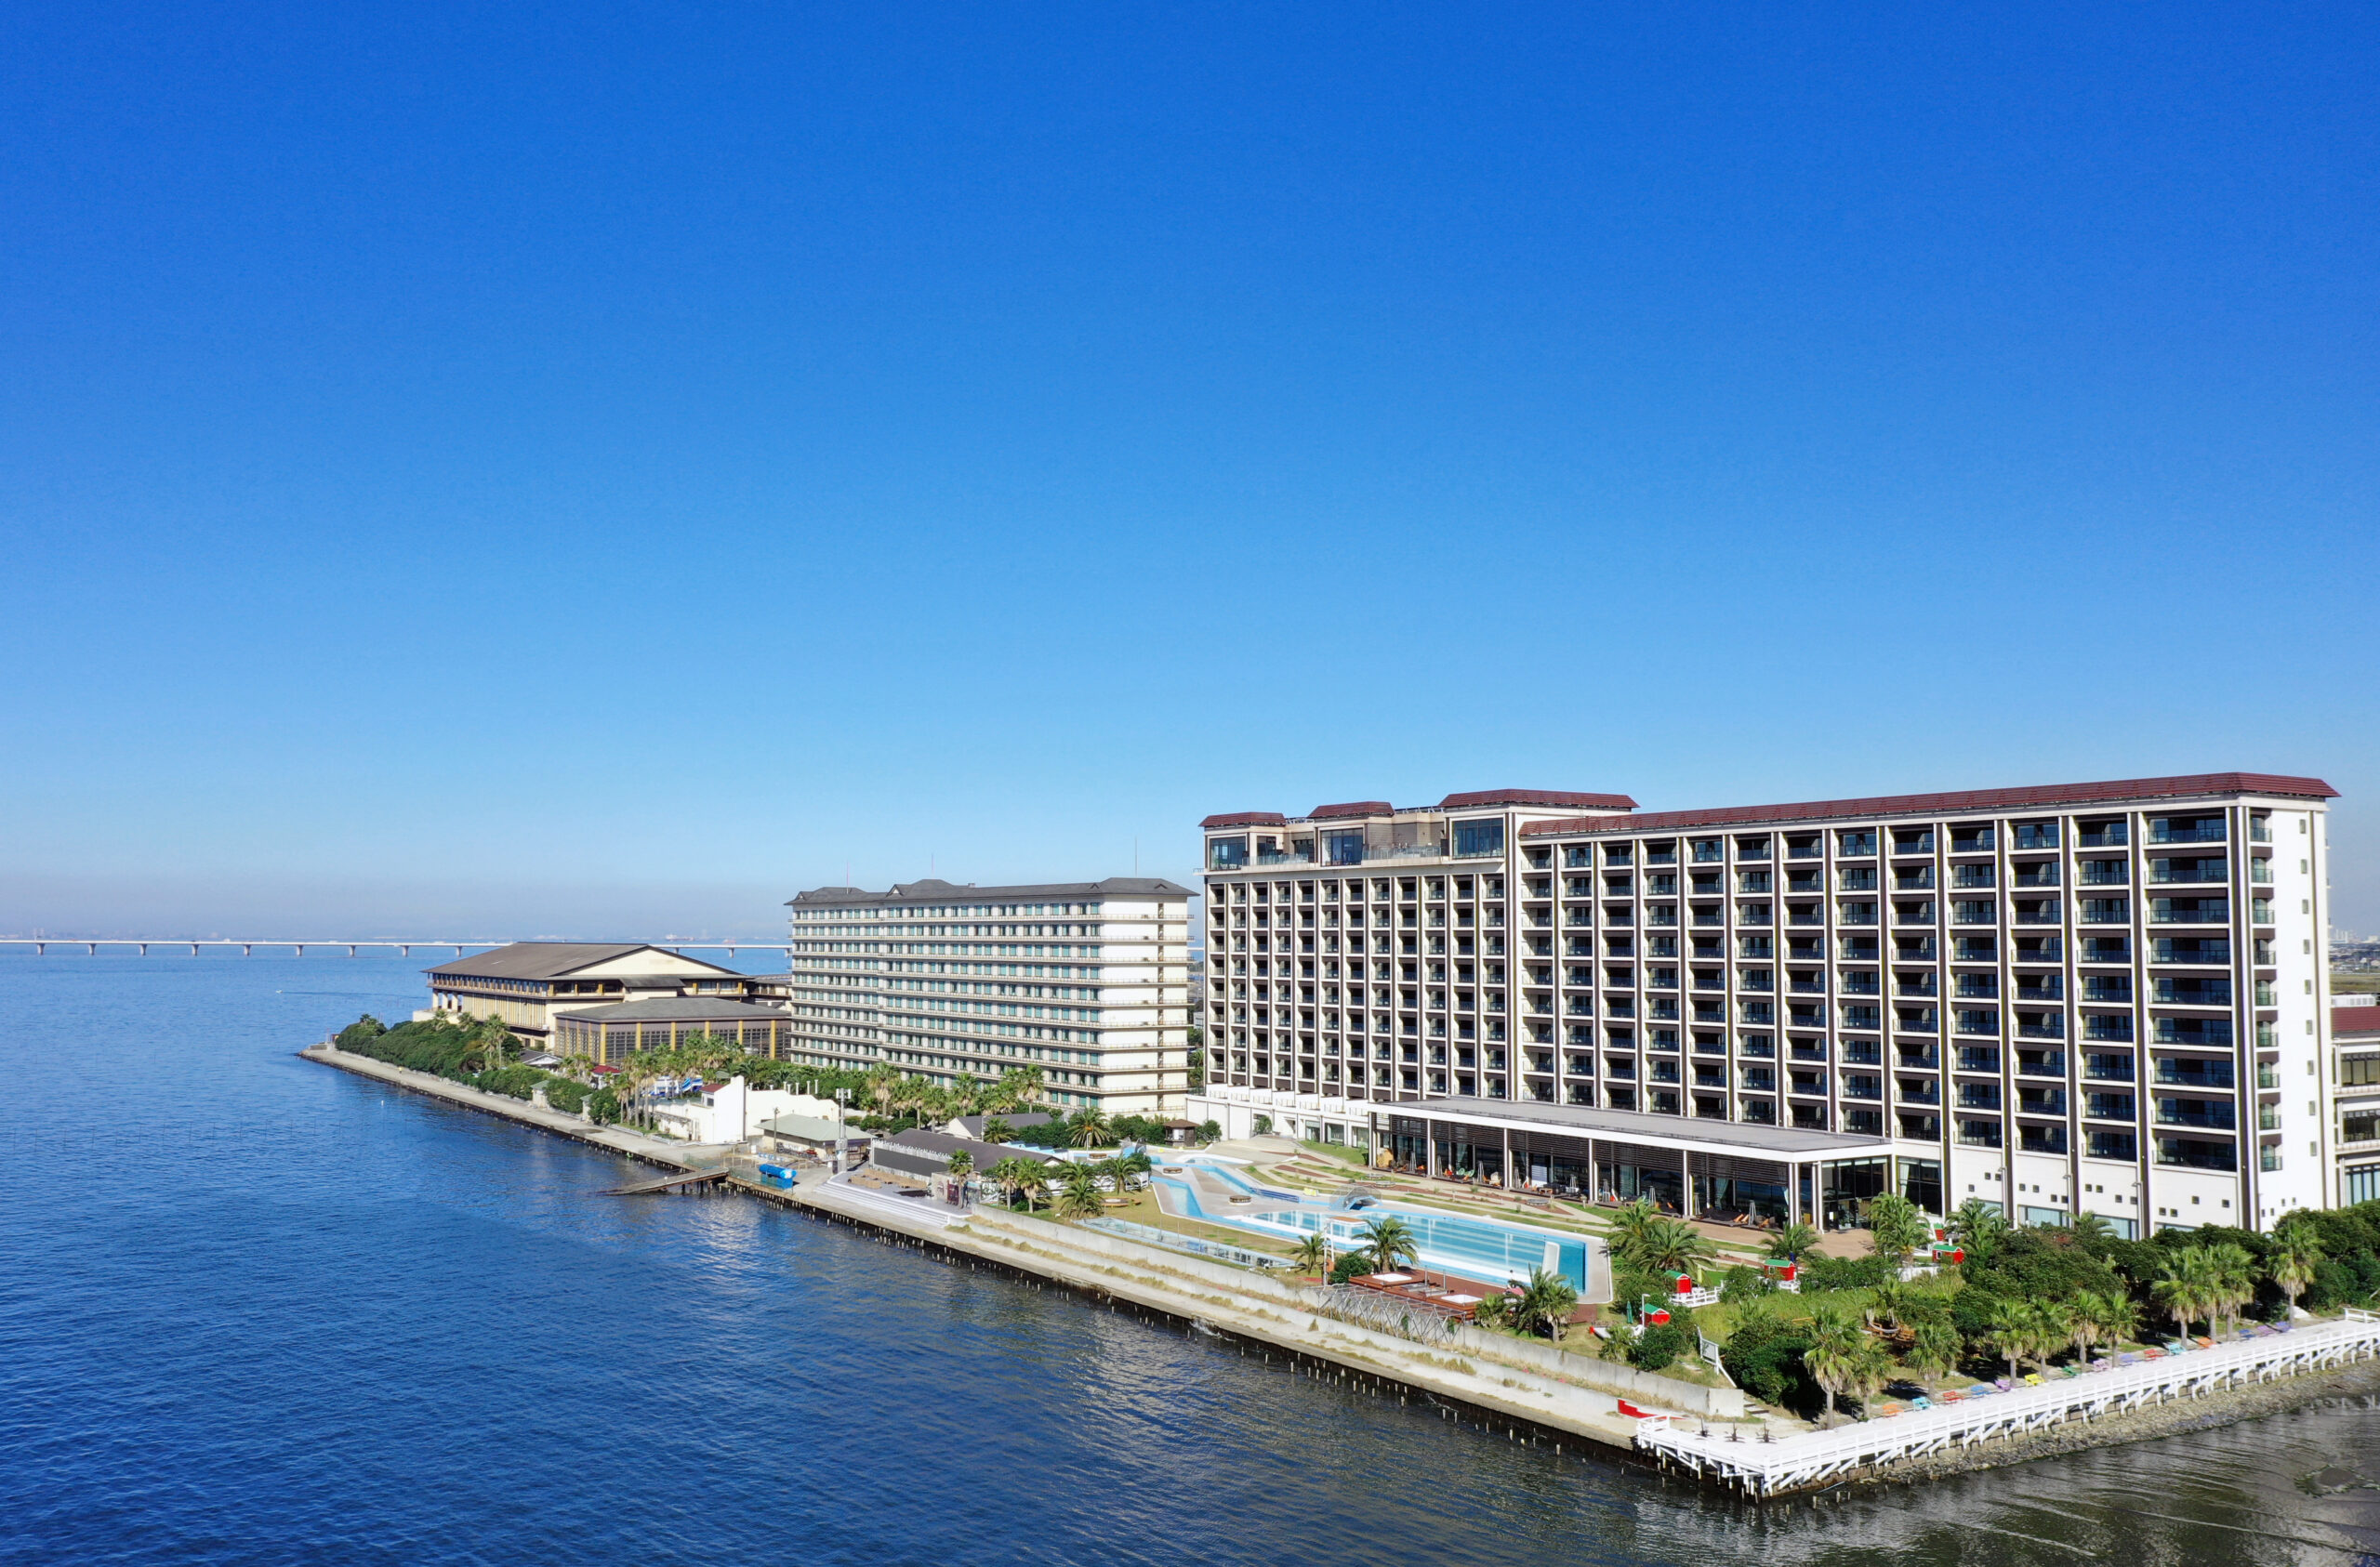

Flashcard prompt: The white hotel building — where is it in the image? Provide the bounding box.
[1189,774,2342,1236]
[782,877,1194,1117]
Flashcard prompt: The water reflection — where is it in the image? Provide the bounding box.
[4,955,2378,1567]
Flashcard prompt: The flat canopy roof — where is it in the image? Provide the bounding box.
[1385,1098,1888,1161]
[559,996,787,1023]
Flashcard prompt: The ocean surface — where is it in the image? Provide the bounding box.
[6,954,2380,1566]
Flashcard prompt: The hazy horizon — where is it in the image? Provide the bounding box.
[4,6,2373,938]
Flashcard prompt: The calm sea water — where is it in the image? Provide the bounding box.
[5,955,2379,1566]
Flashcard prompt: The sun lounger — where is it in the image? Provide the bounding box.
[1993,1376,2015,1391]
[2118,1351,2141,1365]
[2193,1336,2215,1349]
[1911,1396,1933,1410]
[2020,1373,2043,1387]
[1968,1385,1997,1398]
[1939,1389,1968,1403]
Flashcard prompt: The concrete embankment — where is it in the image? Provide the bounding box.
[298,1042,1699,1457]
[298,1043,729,1172]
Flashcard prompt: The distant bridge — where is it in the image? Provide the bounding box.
[0,938,795,958]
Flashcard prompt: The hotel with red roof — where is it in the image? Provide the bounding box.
[1191,772,2342,1236]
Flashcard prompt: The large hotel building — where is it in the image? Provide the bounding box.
[1190,774,2342,1236]
[781,877,1194,1117]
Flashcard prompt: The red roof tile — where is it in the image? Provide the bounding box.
[1310,800,1393,819]
[2336,1005,2380,1038]
[1439,788,1639,811]
[1200,811,1287,829]
[1519,772,2337,838]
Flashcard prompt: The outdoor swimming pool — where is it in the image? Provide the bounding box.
[1152,1160,1597,1293]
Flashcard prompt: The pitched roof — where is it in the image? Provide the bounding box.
[553,996,787,1023]
[1519,772,2339,838]
[876,1128,1059,1165]
[1310,800,1393,819]
[2335,1004,2380,1039]
[425,942,739,980]
[1439,788,1638,811]
[1200,811,1288,828]
[950,1111,1057,1138]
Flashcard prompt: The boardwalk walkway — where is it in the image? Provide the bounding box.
[1638,1310,2380,1495]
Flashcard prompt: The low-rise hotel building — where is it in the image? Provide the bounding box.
[427,942,771,1047]
[782,877,1194,1116]
[1191,773,2340,1235]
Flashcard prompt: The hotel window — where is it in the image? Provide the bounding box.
[1454,819,1506,858]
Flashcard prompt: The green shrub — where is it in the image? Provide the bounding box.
[335,1015,387,1049]
[1721,1312,1821,1416]
[1328,1250,1375,1285]
[1629,1323,1687,1372]
[542,1078,588,1114]
[1801,1255,1896,1291]
[587,1087,621,1125]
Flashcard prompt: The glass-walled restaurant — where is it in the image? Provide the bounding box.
[1377,1100,1937,1229]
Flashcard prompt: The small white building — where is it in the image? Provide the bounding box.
[646,1078,823,1144]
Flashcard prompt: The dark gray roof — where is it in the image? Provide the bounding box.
[427,942,738,981]
[787,876,1192,909]
[950,1111,1055,1139]
[557,996,788,1023]
[878,1128,1060,1166]
[1395,1098,1886,1158]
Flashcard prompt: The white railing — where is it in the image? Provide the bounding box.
[1638,1312,2380,1496]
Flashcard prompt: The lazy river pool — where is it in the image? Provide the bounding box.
[1153,1160,1597,1294]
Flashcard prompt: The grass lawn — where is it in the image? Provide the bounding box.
[998,1187,1302,1258]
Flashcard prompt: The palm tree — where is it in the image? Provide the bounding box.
[1803,1303,1869,1427]
[1908,1318,1964,1385]
[862,1064,902,1121]
[1357,1215,1421,1276]
[1511,1268,1581,1343]
[1069,1110,1117,1149]
[2151,1249,2208,1337]
[1011,1160,1051,1212]
[1606,1198,1661,1265]
[945,1150,973,1197]
[1949,1198,2009,1261]
[1632,1218,1716,1283]
[1986,1297,2040,1378]
[1113,1148,1153,1192]
[1865,1279,1911,1332]
[1841,1337,1894,1419]
[982,1116,1015,1145]
[1055,1163,1104,1220]
[1765,1221,1821,1266]
[985,1156,1026,1207]
[2066,1289,2111,1361]
[1861,1192,1930,1268]
[1289,1231,1332,1278]
[2205,1242,2258,1334]
[2267,1226,2324,1318]
[2032,1299,2075,1367]
[2066,1212,2117,1252]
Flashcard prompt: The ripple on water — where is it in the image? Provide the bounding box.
[2,955,2375,1567]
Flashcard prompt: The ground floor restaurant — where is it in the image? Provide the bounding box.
[1371,1099,1942,1230]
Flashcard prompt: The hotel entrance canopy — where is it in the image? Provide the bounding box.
[1369,1099,1898,1227]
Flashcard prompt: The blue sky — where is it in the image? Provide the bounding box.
[2,4,2374,940]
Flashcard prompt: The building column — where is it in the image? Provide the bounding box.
[1425,1115,1437,1179]
[1502,1126,1513,1188]
[1682,1148,1695,1218]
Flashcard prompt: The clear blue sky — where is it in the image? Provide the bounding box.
[3,4,2374,940]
